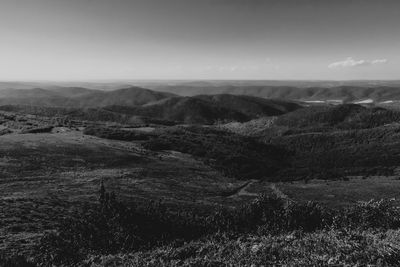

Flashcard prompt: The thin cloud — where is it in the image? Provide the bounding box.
[328,57,387,68]
[202,65,260,72]
[371,59,388,64]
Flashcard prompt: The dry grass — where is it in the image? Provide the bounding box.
[273,176,400,208]
[0,131,249,255]
[84,229,400,266]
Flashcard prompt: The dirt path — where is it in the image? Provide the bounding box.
[226,179,259,197]
[237,180,259,197]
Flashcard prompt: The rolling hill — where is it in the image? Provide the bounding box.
[46,87,98,97]
[0,86,176,108]
[104,94,301,124]
[0,89,302,124]
[4,84,400,108]
[7,85,400,125]
[71,87,176,107]
[194,94,300,116]
[0,88,67,107]
[152,84,400,103]
[217,104,400,180]
[105,97,249,124]
[274,104,400,129]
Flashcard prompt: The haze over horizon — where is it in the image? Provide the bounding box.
[0,0,399,81]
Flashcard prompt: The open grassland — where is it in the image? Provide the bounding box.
[0,131,250,255]
[243,176,400,208]
[4,131,400,255]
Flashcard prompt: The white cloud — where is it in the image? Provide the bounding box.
[328,57,387,69]
[371,59,388,64]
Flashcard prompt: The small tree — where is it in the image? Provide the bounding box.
[99,180,106,206]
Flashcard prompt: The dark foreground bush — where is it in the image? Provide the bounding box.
[29,181,400,266]
[0,254,35,267]
[33,184,223,265]
[334,199,400,229]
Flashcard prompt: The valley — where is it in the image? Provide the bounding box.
[2,83,400,265]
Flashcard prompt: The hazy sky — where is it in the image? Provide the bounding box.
[0,0,399,80]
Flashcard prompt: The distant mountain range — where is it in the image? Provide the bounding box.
[0,86,174,107]
[151,85,400,103]
[2,84,400,105]
[2,80,400,90]
[2,83,400,124]
[0,86,301,124]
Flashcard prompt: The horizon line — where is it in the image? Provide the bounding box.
[1,79,400,83]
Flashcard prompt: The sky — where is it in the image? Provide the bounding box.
[0,0,399,80]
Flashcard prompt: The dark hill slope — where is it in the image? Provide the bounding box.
[105,97,249,124]
[269,124,400,179]
[275,104,400,129]
[0,88,68,107]
[5,85,400,108]
[0,88,58,98]
[154,85,400,102]
[0,105,175,125]
[194,94,300,117]
[105,95,301,124]
[0,87,176,108]
[71,87,176,107]
[143,126,290,180]
[47,87,98,97]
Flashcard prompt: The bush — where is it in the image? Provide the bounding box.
[31,183,400,265]
[334,199,400,229]
[33,184,222,265]
[0,254,35,267]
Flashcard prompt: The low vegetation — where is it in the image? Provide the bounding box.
[275,104,400,130]
[143,126,290,180]
[3,184,400,266]
[83,229,400,266]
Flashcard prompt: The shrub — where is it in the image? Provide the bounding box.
[0,255,35,267]
[334,199,400,229]
[31,184,400,266]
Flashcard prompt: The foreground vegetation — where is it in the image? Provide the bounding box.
[3,183,400,266]
[84,229,400,266]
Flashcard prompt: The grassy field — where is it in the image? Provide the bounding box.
[0,131,249,255]
[3,128,400,257]
[243,176,400,208]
